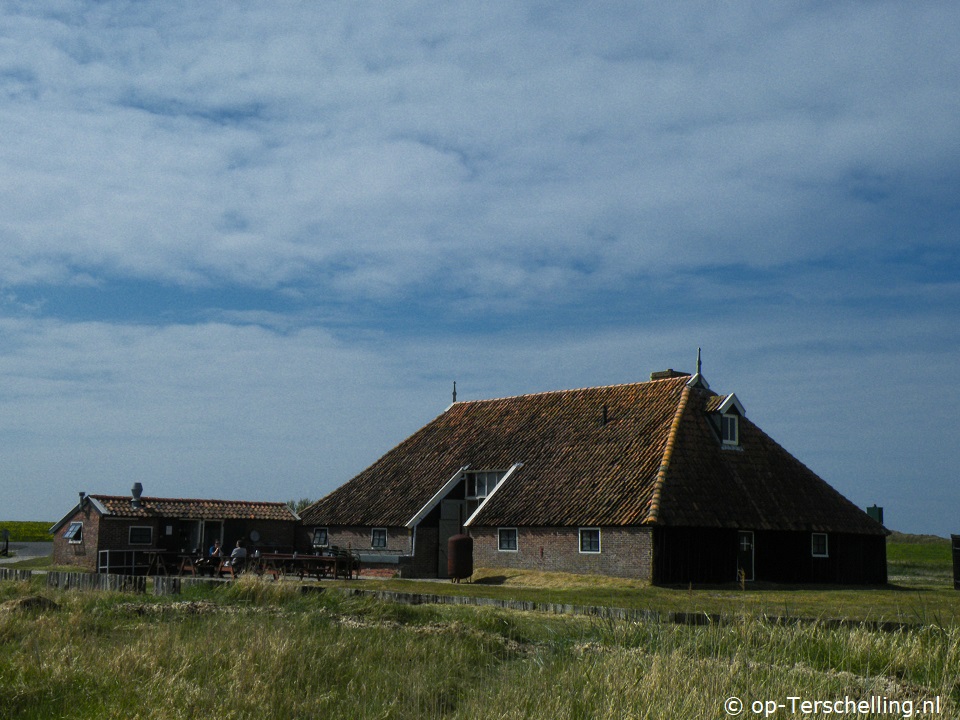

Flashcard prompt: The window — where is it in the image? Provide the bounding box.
[64,522,83,544]
[312,527,329,548]
[371,528,387,549]
[498,528,518,552]
[812,533,828,558]
[579,528,601,554]
[466,471,505,499]
[465,470,507,515]
[722,414,739,445]
[129,526,153,545]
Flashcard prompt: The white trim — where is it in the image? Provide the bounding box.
[371,527,388,549]
[405,466,470,529]
[718,393,745,417]
[128,526,153,545]
[578,527,601,554]
[64,521,83,544]
[686,373,710,390]
[721,414,739,446]
[312,527,329,548]
[811,532,829,558]
[497,527,518,553]
[463,462,524,527]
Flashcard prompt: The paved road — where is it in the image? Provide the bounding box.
[0,542,52,564]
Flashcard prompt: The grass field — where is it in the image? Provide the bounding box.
[0,532,957,718]
[0,521,53,543]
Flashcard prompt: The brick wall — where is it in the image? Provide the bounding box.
[52,506,102,572]
[305,525,441,578]
[470,526,653,580]
[319,526,413,555]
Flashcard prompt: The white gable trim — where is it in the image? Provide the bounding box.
[405,466,470,529]
[718,393,746,417]
[463,462,524,528]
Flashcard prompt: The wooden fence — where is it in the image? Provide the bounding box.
[46,571,147,593]
[0,568,33,582]
[0,571,916,631]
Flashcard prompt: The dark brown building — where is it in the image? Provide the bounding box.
[300,370,888,584]
[51,485,299,573]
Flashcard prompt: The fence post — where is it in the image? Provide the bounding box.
[154,576,181,596]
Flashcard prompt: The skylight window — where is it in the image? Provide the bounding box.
[64,522,83,544]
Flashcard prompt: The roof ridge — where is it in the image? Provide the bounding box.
[93,495,288,506]
[451,375,691,406]
[645,384,691,524]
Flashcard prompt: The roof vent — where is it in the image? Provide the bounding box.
[650,369,690,381]
[131,482,143,510]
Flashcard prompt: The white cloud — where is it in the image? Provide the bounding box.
[1,1,957,298]
[0,2,957,536]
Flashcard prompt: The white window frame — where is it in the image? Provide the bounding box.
[466,470,507,501]
[64,521,83,544]
[722,413,739,445]
[579,528,601,554]
[811,532,829,558]
[128,526,153,545]
[498,528,518,552]
[312,527,329,548]
[371,527,387,549]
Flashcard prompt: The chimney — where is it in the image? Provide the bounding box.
[650,369,690,381]
[131,482,143,510]
[78,491,86,510]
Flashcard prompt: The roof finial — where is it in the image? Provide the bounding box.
[697,347,702,375]
[452,381,457,403]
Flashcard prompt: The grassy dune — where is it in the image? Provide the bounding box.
[0,532,956,718]
[0,576,957,719]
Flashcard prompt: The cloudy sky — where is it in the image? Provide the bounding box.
[1,2,957,536]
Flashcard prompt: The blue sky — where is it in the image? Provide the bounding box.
[1,2,957,536]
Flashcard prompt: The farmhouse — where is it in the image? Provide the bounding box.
[50,483,299,574]
[300,369,888,584]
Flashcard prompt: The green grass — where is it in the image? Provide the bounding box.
[0,521,53,543]
[0,532,956,718]
[0,576,956,719]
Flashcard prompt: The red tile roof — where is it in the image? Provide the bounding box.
[300,375,885,535]
[91,495,297,522]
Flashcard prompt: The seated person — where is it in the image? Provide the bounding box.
[208,539,222,558]
[228,540,247,568]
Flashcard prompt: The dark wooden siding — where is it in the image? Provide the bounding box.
[653,528,887,585]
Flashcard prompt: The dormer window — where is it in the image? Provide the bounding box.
[713,393,745,448]
[722,414,739,445]
[466,470,507,516]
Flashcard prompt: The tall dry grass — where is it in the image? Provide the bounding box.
[0,578,957,719]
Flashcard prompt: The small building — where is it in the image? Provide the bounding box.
[300,369,888,584]
[50,483,299,574]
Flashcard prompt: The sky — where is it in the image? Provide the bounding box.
[1,2,957,536]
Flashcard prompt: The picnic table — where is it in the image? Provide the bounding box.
[253,551,359,581]
[143,550,179,576]
[178,554,218,577]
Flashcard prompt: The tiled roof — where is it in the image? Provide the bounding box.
[654,389,883,534]
[300,375,885,535]
[91,496,298,522]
